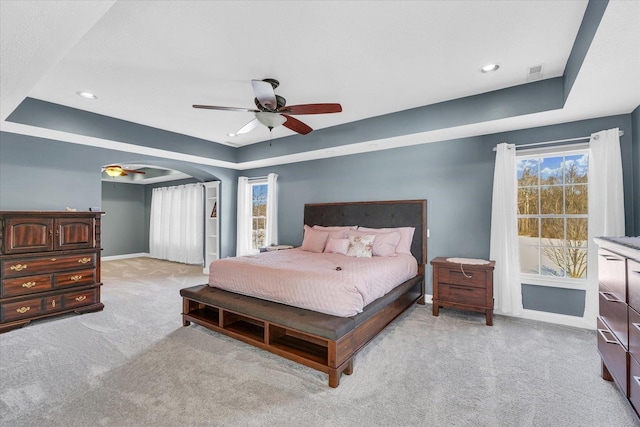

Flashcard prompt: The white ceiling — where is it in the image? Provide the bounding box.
[1,1,639,165]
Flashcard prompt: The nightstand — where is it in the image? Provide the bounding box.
[430,257,496,326]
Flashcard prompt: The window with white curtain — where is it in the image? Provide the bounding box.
[517,147,590,285]
[236,173,278,256]
[149,183,204,265]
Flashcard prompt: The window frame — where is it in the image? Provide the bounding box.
[516,144,590,290]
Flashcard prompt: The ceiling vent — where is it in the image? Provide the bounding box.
[527,64,544,82]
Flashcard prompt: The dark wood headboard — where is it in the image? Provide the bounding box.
[303,200,427,269]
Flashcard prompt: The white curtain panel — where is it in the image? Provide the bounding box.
[584,128,625,325]
[149,183,204,264]
[266,173,279,246]
[489,143,524,315]
[236,176,252,256]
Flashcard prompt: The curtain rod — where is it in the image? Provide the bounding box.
[492,130,624,151]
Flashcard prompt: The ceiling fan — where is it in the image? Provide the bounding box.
[193,78,342,136]
[103,165,146,177]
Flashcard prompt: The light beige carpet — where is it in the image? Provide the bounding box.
[0,257,637,426]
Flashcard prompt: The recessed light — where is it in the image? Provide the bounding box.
[227,133,237,137]
[76,91,97,99]
[480,64,500,73]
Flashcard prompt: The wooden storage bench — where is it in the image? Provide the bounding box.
[181,284,356,387]
[181,274,423,387]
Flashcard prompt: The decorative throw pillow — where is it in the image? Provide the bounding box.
[301,225,329,253]
[324,238,350,255]
[346,234,375,258]
[358,226,415,255]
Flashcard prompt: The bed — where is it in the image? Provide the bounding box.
[180,199,427,387]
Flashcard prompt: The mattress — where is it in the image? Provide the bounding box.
[208,248,418,317]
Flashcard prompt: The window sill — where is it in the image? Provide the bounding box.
[520,275,587,290]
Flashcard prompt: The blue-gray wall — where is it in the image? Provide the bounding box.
[101,181,146,257]
[0,131,239,259]
[243,113,636,316]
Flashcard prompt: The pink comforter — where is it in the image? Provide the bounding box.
[208,248,418,317]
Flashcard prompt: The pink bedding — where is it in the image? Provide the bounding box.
[208,248,418,317]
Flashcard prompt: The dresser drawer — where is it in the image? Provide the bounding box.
[439,266,487,288]
[598,316,628,396]
[438,283,485,306]
[629,259,640,313]
[1,274,52,297]
[1,252,96,278]
[600,282,628,349]
[630,356,640,413]
[64,289,97,309]
[1,297,43,322]
[598,249,627,302]
[630,307,640,365]
[44,295,63,313]
[54,269,96,288]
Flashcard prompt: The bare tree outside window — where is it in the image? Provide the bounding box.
[517,151,589,279]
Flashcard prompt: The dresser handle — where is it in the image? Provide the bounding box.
[450,285,474,292]
[21,281,37,288]
[52,300,56,308]
[78,257,92,264]
[51,258,57,261]
[70,275,83,281]
[75,296,87,302]
[600,292,621,303]
[16,306,30,314]
[10,264,27,272]
[598,329,618,345]
[632,271,640,277]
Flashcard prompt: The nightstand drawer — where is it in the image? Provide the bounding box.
[598,316,628,396]
[2,274,52,297]
[600,282,628,349]
[438,283,485,306]
[629,259,640,313]
[439,267,487,288]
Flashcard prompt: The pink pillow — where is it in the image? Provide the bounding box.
[357,227,415,255]
[324,238,349,255]
[348,229,401,257]
[312,225,357,239]
[301,225,329,253]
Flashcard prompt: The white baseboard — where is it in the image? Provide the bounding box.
[102,253,150,261]
[424,293,592,329]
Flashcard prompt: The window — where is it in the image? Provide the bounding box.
[251,183,268,250]
[236,173,278,256]
[517,148,589,281]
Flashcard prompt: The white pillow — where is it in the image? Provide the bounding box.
[346,234,375,258]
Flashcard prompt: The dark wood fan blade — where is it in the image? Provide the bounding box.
[282,115,313,135]
[193,105,259,113]
[279,103,342,115]
[123,169,145,174]
[251,80,277,110]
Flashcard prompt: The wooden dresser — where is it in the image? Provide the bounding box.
[430,257,496,325]
[0,211,104,333]
[595,237,640,419]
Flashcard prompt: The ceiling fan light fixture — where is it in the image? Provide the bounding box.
[105,167,122,177]
[255,112,286,130]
